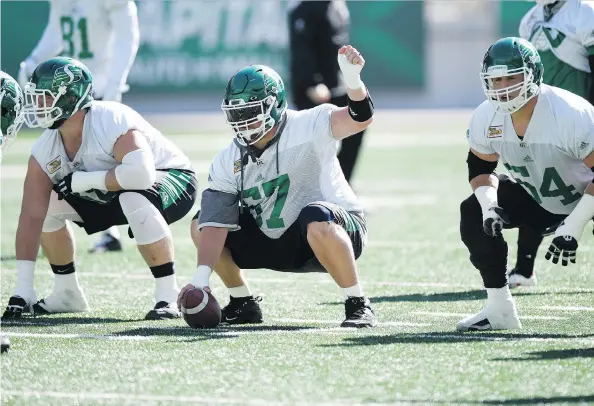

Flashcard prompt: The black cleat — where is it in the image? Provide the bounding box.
[89,233,123,254]
[221,296,263,325]
[1,335,10,354]
[341,296,377,328]
[1,296,29,321]
[145,301,180,320]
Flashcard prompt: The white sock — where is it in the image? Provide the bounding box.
[191,265,213,288]
[15,260,36,301]
[155,274,179,304]
[343,283,364,298]
[54,273,82,291]
[105,226,121,240]
[228,284,252,298]
[486,286,513,303]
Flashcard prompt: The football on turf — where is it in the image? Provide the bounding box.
[180,287,222,329]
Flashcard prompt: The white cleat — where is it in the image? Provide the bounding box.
[509,271,537,288]
[32,288,90,314]
[457,298,522,332]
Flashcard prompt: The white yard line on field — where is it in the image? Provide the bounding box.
[539,306,594,312]
[413,311,567,320]
[1,390,351,406]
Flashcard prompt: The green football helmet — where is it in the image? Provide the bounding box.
[0,71,24,154]
[480,37,544,114]
[23,57,93,129]
[221,65,287,146]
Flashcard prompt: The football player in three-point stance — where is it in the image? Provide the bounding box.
[2,57,197,321]
[179,45,377,328]
[510,0,594,287]
[458,37,594,331]
[0,71,26,353]
[18,0,140,254]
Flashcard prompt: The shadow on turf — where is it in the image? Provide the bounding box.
[319,332,594,346]
[114,324,320,340]
[470,395,594,404]
[319,289,592,305]
[492,347,594,361]
[406,395,594,404]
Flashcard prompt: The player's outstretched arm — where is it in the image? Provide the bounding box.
[16,156,53,261]
[330,45,374,140]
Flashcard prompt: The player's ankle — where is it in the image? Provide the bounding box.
[228,285,252,298]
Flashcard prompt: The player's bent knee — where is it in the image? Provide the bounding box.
[299,204,334,239]
[42,192,82,233]
[460,195,481,220]
[306,221,333,243]
[42,217,67,233]
[119,192,170,245]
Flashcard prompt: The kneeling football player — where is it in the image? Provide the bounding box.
[2,57,197,321]
[179,45,376,328]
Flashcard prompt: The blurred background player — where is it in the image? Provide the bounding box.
[511,0,594,287]
[17,0,140,254]
[0,71,25,354]
[288,0,365,185]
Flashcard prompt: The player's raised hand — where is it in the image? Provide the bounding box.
[338,45,365,89]
[482,206,509,237]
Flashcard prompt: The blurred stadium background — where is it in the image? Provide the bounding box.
[1,1,533,114]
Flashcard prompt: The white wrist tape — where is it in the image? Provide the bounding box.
[555,194,594,240]
[72,171,107,193]
[338,54,364,89]
[115,148,156,190]
[474,186,498,219]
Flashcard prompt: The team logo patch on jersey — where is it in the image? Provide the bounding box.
[488,126,503,138]
[233,159,242,174]
[47,156,62,174]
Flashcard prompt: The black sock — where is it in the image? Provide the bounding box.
[50,262,75,275]
[150,262,174,279]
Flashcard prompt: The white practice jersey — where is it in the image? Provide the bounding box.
[31,101,192,203]
[206,104,362,239]
[29,0,139,98]
[519,0,594,73]
[467,85,594,215]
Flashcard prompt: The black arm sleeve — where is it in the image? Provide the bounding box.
[467,150,498,182]
[588,55,594,106]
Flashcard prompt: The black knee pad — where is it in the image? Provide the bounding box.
[460,194,482,231]
[298,204,334,238]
